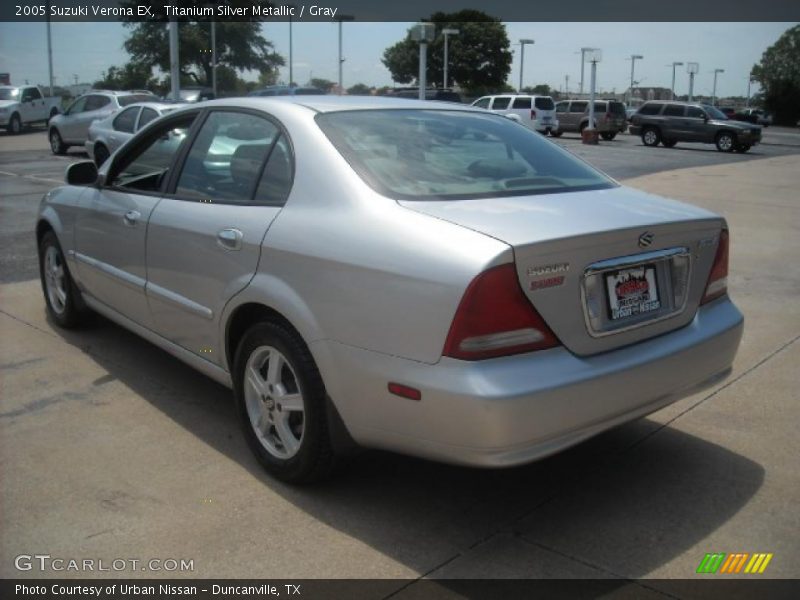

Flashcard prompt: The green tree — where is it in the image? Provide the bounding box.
[347,83,372,95]
[118,2,283,86]
[94,62,157,91]
[522,84,552,96]
[381,10,512,94]
[751,25,800,125]
[310,78,336,93]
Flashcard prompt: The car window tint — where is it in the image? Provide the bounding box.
[253,135,293,206]
[555,102,568,113]
[570,101,587,113]
[512,97,532,109]
[112,107,140,133]
[491,97,511,109]
[137,107,159,130]
[593,102,606,113]
[109,115,196,192]
[687,106,705,118]
[85,95,110,111]
[67,96,88,115]
[608,102,626,115]
[317,109,615,201]
[638,103,664,115]
[534,97,554,110]
[663,105,685,117]
[175,111,279,203]
[25,87,42,101]
[473,98,490,109]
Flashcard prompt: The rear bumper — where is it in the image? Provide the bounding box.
[314,297,743,467]
[532,119,558,132]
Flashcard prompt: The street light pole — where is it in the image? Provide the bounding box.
[746,76,754,108]
[46,1,54,96]
[712,68,724,106]
[628,54,643,104]
[687,62,699,102]
[670,61,684,100]
[442,28,459,89]
[289,12,293,86]
[579,47,591,95]
[411,23,435,100]
[335,15,355,95]
[583,48,601,145]
[211,20,217,97]
[169,19,180,101]
[519,39,534,92]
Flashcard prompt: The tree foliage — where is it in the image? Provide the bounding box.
[751,25,800,125]
[118,2,283,86]
[347,83,372,95]
[94,62,157,91]
[310,78,336,93]
[381,10,512,94]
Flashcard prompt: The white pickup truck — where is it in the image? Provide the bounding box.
[0,85,61,134]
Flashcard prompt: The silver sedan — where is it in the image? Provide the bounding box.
[85,101,183,166]
[36,97,743,482]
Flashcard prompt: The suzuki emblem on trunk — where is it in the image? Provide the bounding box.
[638,231,655,248]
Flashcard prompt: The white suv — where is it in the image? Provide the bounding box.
[472,94,559,135]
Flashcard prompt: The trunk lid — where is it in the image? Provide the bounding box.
[400,186,725,356]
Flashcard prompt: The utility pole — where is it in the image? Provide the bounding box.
[519,39,534,92]
[670,61,684,100]
[628,54,643,104]
[687,62,699,102]
[579,47,591,96]
[712,68,724,106]
[169,20,180,101]
[565,74,569,97]
[211,20,217,96]
[46,1,54,96]
[336,15,354,95]
[411,23,435,100]
[442,28,459,89]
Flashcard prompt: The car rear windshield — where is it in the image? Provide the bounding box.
[316,109,616,201]
[608,102,626,115]
[119,94,157,107]
[638,103,664,115]
[534,97,554,110]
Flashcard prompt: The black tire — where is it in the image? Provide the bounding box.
[233,321,335,483]
[600,132,616,141]
[549,129,563,138]
[662,139,678,148]
[49,128,66,155]
[735,144,751,153]
[8,113,22,135]
[715,131,736,153]
[641,127,661,147]
[38,231,90,328]
[93,143,110,167]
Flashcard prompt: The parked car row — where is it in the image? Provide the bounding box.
[719,107,772,127]
[0,85,62,133]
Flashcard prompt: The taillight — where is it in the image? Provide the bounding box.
[443,264,560,360]
[530,110,536,120]
[605,112,611,121]
[701,229,729,304]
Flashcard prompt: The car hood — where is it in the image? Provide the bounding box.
[712,119,759,130]
[398,185,718,247]
[0,100,19,109]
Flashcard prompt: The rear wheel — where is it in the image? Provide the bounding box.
[715,131,736,152]
[49,128,66,155]
[549,129,563,137]
[662,139,678,148]
[93,143,110,167]
[641,127,661,147]
[600,132,616,141]
[233,321,335,483]
[38,231,89,328]
[735,143,751,153]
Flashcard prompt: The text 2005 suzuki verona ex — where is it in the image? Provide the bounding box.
[37,97,743,482]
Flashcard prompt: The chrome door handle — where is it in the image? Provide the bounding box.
[217,228,243,251]
[123,210,141,225]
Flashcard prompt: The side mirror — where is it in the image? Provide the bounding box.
[65,161,99,186]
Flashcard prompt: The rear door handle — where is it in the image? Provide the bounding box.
[123,210,140,226]
[217,228,243,251]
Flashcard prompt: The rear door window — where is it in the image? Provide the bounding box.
[512,97,532,109]
[555,102,569,114]
[593,102,607,113]
[608,102,626,115]
[570,101,587,113]
[687,106,705,119]
[137,107,159,130]
[534,97,554,110]
[491,97,511,110]
[663,105,685,117]
[473,97,490,109]
[113,107,140,133]
[85,95,111,111]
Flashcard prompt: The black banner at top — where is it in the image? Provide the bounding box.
[2,0,799,22]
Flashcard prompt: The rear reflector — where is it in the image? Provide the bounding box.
[701,229,729,304]
[443,264,560,360]
[388,382,421,401]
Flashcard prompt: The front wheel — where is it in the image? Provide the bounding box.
[600,132,616,141]
[49,128,66,155]
[8,113,22,134]
[38,231,89,328]
[715,131,736,152]
[549,130,563,138]
[641,127,661,146]
[233,321,335,483]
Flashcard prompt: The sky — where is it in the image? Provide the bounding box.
[0,21,795,98]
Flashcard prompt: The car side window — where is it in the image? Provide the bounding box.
[687,106,705,119]
[663,105,685,117]
[66,96,88,115]
[253,135,293,207]
[23,87,41,102]
[555,102,568,113]
[491,97,511,110]
[175,111,280,204]
[512,97,532,109]
[473,97,490,109]
[107,114,197,193]
[137,107,159,130]
[638,103,664,115]
[570,101,587,113]
[85,95,110,111]
[112,107,140,133]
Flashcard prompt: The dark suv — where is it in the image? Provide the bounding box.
[630,101,761,152]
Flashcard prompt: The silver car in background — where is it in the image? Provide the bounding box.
[86,102,183,166]
[48,91,154,155]
[36,97,743,483]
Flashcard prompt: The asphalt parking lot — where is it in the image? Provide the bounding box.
[1,125,799,590]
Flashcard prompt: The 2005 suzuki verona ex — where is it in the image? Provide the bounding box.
[37,97,743,482]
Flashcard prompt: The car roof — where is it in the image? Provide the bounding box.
[218,95,483,113]
[125,101,185,111]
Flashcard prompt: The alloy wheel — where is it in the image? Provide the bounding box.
[43,245,67,315]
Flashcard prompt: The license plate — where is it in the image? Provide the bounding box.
[605,265,661,321]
